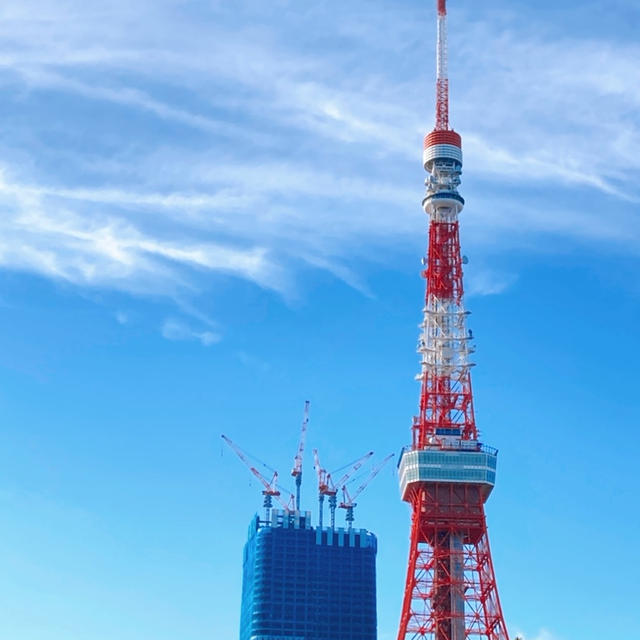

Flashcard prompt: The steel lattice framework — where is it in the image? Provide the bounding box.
[397,2,509,639]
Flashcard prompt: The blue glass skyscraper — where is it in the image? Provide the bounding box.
[239,509,377,640]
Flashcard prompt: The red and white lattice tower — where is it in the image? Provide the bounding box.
[396,2,509,639]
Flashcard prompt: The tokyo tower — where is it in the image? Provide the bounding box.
[396,1,510,639]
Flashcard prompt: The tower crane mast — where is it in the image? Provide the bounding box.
[312,448,328,528]
[291,400,310,511]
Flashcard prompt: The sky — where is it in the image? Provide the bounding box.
[0,0,639,639]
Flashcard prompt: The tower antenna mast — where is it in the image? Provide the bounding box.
[435,0,449,131]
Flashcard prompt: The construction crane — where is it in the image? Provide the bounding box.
[339,453,394,530]
[313,448,374,529]
[312,448,328,527]
[290,400,310,511]
[221,434,295,521]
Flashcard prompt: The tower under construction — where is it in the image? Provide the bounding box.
[397,1,509,638]
[240,510,377,640]
[224,404,387,640]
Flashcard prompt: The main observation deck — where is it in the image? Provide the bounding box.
[398,441,498,502]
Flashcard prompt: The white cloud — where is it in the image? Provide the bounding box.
[0,0,637,309]
[161,318,220,346]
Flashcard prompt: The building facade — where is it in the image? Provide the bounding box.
[239,509,377,640]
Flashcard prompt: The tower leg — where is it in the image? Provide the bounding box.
[398,506,423,637]
[397,486,509,640]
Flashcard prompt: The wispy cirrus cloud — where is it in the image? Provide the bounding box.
[0,169,289,296]
[0,0,637,309]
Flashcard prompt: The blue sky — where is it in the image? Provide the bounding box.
[0,1,639,639]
